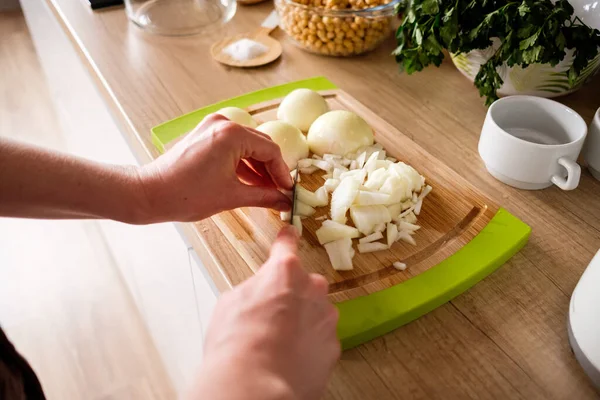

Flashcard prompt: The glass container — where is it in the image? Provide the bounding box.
[125,0,237,36]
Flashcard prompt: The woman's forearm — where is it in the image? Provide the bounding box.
[0,138,149,223]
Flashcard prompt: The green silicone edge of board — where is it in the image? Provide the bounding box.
[336,207,531,350]
[151,76,338,152]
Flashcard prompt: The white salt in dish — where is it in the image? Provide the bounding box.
[222,38,269,62]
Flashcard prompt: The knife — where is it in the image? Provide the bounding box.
[290,167,300,224]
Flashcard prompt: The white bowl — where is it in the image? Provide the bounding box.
[451,0,600,98]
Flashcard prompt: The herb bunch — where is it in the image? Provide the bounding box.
[393,0,600,105]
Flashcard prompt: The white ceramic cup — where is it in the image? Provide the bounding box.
[479,96,587,190]
[583,108,600,181]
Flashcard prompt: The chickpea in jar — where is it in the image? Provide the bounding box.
[276,0,395,57]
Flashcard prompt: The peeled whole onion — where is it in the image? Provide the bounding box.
[277,89,329,132]
[256,121,309,170]
[307,110,374,156]
[216,107,257,128]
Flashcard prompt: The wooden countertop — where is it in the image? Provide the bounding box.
[46,0,600,398]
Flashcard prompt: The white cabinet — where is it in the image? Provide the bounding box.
[20,0,219,395]
[189,249,218,340]
[100,221,206,392]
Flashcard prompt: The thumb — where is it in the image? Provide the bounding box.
[232,183,292,212]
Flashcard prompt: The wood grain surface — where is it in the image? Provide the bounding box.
[43,0,600,398]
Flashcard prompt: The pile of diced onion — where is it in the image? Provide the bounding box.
[281,143,432,272]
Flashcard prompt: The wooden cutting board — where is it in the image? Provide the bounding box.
[208,90,493,303]
[152,77,530,348]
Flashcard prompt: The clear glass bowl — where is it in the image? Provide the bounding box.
[275,0,399,56]
[125,0,237,36]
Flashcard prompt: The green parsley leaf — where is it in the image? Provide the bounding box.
[394,0,600,105]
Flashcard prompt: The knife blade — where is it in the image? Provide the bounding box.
[290,167,300,224]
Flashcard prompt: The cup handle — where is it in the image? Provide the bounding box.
[551,157,581,191]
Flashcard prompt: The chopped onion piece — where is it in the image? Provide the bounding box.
[324,178,340,192]
[358,231,384,244]
[377,151,386,160]
[322,173,332,179]
[349,205,391,235]
[295,201,315,217]
[315,186,329,205]
[374,222,386,233]
[419,185,433,199]
[398,221,420,232]
[386,157,397,162]
[323,154,342,163]
[280,210,291,221]
[292,215,302,235]
[401,200,414,211]
[389,162,424,192]
[333,168,346,179]
[380,160,393,170]
[331,177,361,224]
[387,204,402,221]
[313,159,332,172]
[364,168,388,191]
[397,231,417,246]
[316,220,360,244]
[298,159,313,169]
[290,169,301,182]
[402,211,418,224]
[332,161,347,170]
[392,261,407,271]
[340,169,366,182]
[358,242,389,254]
[414,199,423,215]
[299,166,318,174]
[312,154,322,160]
[355,191,390,206]
[324,237,354,271]
[297,186,328,208]
[356,151,367,169]
[386,223,398,247]
[341,158,352,167]
[315,215,327,221]
[349,160,358,170]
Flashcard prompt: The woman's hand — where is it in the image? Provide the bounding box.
[188,226,341,400]
[138,113,293,223]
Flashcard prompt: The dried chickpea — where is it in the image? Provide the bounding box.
[278,0,392,57]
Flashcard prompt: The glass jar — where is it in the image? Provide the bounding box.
[125,0,237,36]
